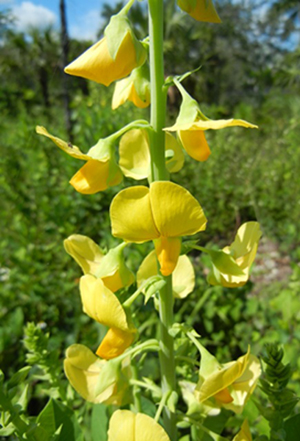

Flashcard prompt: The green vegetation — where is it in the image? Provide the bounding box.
[0,0,300,439]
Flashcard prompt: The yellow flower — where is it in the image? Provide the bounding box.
[178,0,221,23]
[208,222,262,288]
[119,129,184,180]
[112,64,150,110]
[64,235,134,292]
[110,181,207,276]
[137,250,195,299]
[80,275,136,359]
[65,34,146,87]
[36,126,122,194]
[233,420,252,441]
[195,345,261,414]
[107,410,170,441]
[64,344,130,404]
[164,81,257,162]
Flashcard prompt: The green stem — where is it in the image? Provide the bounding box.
[148,1,176,438]
[148,0,168,182]
[157,275,177,440]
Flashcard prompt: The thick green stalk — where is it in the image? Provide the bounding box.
[148,1,177,439]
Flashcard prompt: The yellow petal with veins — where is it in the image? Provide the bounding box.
[96,327,135,360]
[110,186,160,242]
[150,181,207,237]
[178,0,221,24]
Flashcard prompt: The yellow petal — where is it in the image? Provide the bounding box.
[214,387,233,404]
[225,355,261,413]
[178,129,211,161]
[64,344,106,403]
[80,275,130,331]
[188,118,258,131]
[198,349,250,403]
[96,327,135,360]
[110,186,160,242]
[230,222,262,267]
[36,126,88,160]
[178,0,221,24]
[112,79,150,110]
[233,420,252,441]
[65,35,140,87]
[150,181,207,237]
[70,159,122,194]
[137,251,195,299]
[64,234,104,275]
[154,236,182,276]
[107,410,170,441]
[119,129,151,180]
[165,132,185,173]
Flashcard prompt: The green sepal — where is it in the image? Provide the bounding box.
[94,357,124,396]
[87,137,114,161]
[167,391,178,413]
[174,79,208,126]
[105,13,146,66]
[130,63,150,102]
[144,276,166,304]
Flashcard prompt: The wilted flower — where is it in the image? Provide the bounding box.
[107,410,170,441]
[110,181,206,276]
[64,344,130,404]
[64,235,134,292]
[80,275,136,359]
[36,126,122,194]
[119,129,184,180]
[178,0,221,23]
[137,250,195,299]
[195,344,261,413]
[207,222,262,287]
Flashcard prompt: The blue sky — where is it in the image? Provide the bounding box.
[0,0,119,39]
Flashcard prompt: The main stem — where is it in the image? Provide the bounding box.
[148,1,177,439]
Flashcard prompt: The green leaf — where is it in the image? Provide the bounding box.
[91,404,108,441]
[7,366,31,390]
[36,399,83,441]
[284,414,300,441]
[0,425,15,436]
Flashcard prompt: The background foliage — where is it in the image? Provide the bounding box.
[1,0,300,439]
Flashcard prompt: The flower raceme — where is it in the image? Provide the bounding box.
[195,344,261,414]
[110,181,207,276]
[107,410,170,441]
[80,275,136,359]
[178,0,221,23]
[165,80,258,162]
[207,222,262,288]
[36,126,122,194]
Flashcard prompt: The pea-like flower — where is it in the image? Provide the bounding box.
[119,129,184,181]
[36,126,122,194]
[137,250,195,299]
[178,0,221,23]
[80,275,136,359]
[164,81,258,162]
[64,235,135,292]
[112,63,150,110]
[107,410,170,441]
[110,181,207,276]
[195,344,261,414]
[64,344,131,405]
[207,222,262,288]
